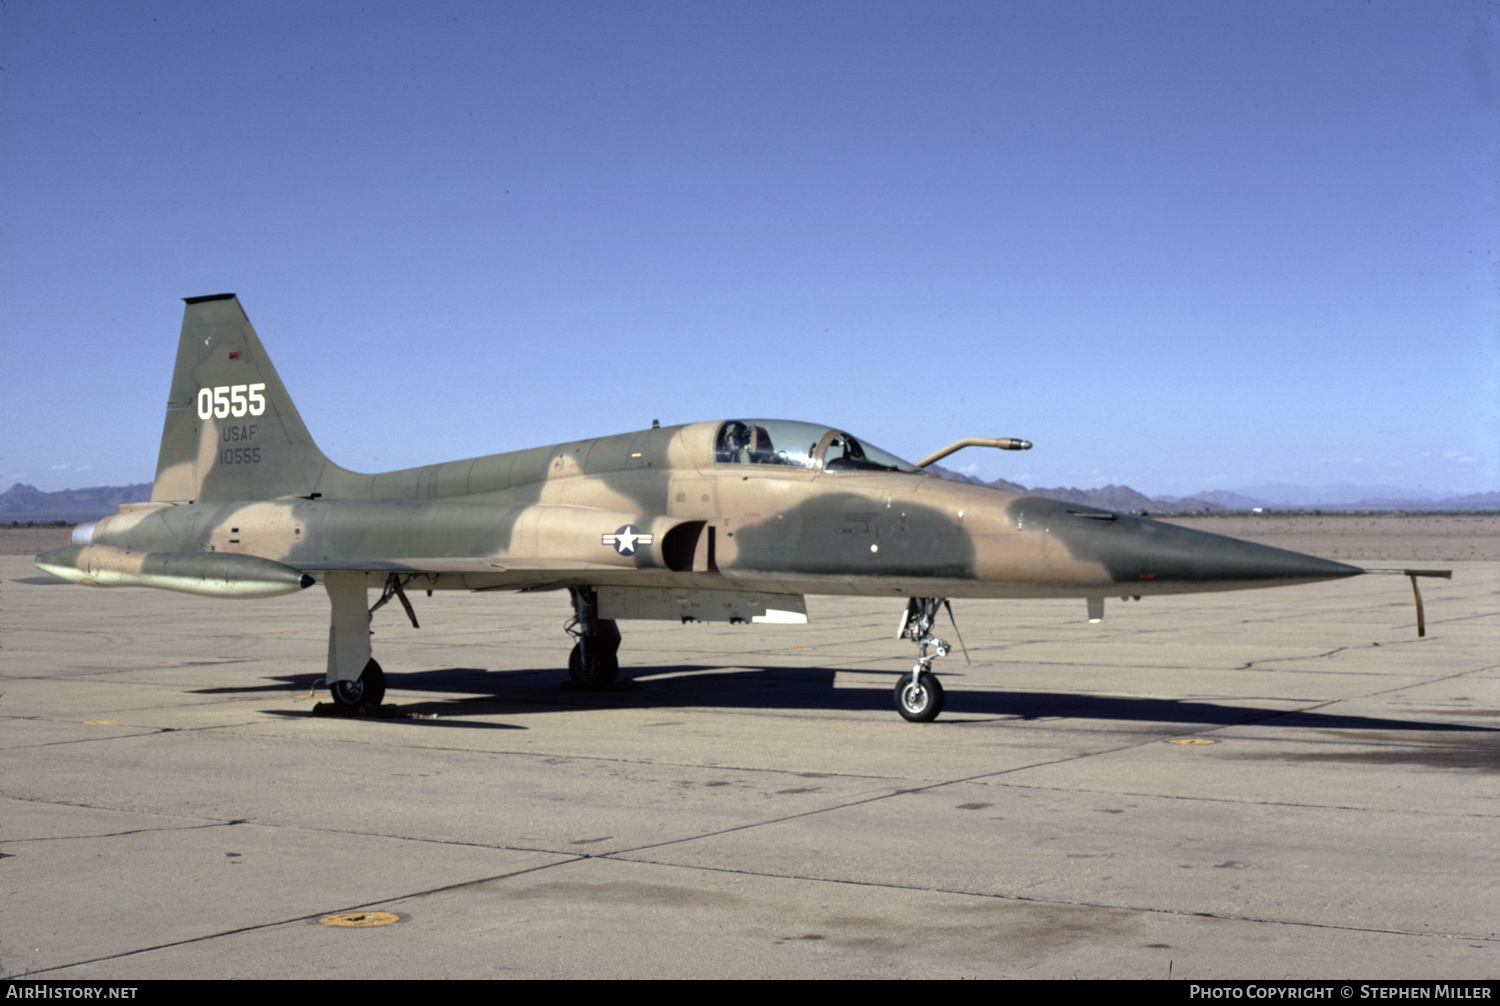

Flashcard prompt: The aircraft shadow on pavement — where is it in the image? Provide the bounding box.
[234,664,1499,746]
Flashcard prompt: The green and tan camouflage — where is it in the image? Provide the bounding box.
[38,295,1371,720]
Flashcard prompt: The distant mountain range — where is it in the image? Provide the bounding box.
[924,468,1229,513]
[4,476,1496,525]
[920,469,1500,513]
[1,482,153,524]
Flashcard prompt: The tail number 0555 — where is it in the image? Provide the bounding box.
[197,384,267,420]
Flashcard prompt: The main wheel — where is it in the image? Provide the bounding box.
[568,643,619,688]
[894,670,944,722]
[330,658,386,710]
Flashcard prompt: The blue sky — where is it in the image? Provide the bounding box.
[4,1,1496,498]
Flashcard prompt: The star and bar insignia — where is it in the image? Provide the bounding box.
[602,524,653,556]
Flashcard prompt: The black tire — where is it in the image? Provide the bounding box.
[330,658,386,710]
[894,670,944,722]
[568,642,619,688]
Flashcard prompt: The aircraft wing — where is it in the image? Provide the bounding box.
[300,557,613,574]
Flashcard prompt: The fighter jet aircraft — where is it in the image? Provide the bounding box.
[38,295,1392,721]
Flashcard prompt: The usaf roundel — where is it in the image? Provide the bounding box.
[602,524,653,556]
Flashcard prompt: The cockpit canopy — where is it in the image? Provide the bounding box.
[712,419,922,474]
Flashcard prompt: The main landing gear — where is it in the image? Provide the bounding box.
[565,586,621,688]
[894,597,964,722]
[323,572,416,713]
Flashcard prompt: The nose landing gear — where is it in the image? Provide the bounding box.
[894,597,964,722]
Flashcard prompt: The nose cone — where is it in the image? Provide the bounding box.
[1016,498,1361,593]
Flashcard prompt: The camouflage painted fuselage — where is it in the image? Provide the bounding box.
[72,417,1355,602]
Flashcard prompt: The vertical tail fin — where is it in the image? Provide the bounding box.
[153,294,336,502]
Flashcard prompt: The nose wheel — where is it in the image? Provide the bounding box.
[894,670,944,722]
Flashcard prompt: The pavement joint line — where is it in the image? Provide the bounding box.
[12,856,590,979]
[1153,671,1499,734]
[1,794,232,824]
[0,722,270,750]
[979,780,1500,817]
[1,814,250,843]
[1424,610,1500,626]
[594,744,1163,859]
[1061,725,1495,750]
[1330,665,1500,702]
[582,855,1500,945]
[914,693,1475,784]
[244,734,923,781]
[6,791,893,859]
[1239,645,1350,669]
